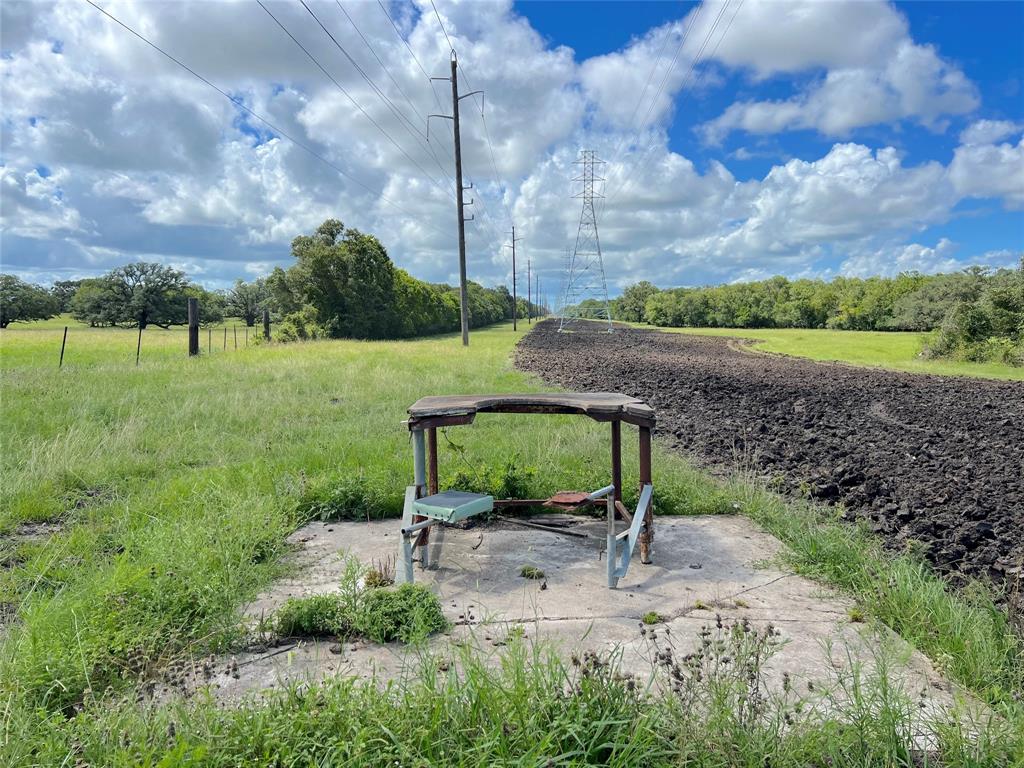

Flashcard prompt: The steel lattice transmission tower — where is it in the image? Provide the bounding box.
[559,150,613,332]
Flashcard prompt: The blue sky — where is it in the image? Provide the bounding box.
[1,0,1022,296]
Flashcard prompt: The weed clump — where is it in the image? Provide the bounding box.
[641,611,664,625]
[272,559,447,645]
[295,473,393,522]
[363,556,395,589]
[445,454,537,501]
[275,594,350,637]
[519,565,545,580]
[357,584,449,644]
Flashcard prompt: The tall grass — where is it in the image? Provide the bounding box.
[6,630,1020,766]
[727,478,1023,715]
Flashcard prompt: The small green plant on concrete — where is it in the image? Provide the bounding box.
[275,594,350,637]
[519,565,544,580]
[642,611,664,625]
[356,583,449,644]
[363,556,395,589]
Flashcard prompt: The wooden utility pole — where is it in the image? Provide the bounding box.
[451,55,470,347]
[527,256,532,325]
[431,52,481,347]
[506,225,522,331]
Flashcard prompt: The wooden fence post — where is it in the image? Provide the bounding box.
[223,326,227,351]
[208,326,212,353]
[233,325,237,350]
[188,298,199,356]
[136,325,143,366]
[263,309,271,341]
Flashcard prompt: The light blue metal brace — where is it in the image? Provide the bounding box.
[607,483,653,588]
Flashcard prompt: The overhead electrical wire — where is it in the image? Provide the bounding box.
[429,0,455,54]
[336,0,428,140]
[597,2,703,222]
[297,0,458,195]
[337,0,507,260]
[83,0,449,239]
[604,0,741,206]
[257,0,450,199]
[427,1,515,270]
[600,0,725,213]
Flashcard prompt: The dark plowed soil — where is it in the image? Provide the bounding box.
[516,320,1024,585]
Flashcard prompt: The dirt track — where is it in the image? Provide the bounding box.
[515,320,1024,585]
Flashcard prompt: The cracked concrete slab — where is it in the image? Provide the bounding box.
[191,515,964,722]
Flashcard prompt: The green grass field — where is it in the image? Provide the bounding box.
[1,320,1021,764]
[659,326,1024,381]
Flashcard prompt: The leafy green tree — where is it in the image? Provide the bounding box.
[50,279,83,312]
[69,262,191,329]
[189,286,226,326]
[287,221,398,338]
[0,274,60,328]
[266,267,302,316]
[888,270,987,330]
[615,281,660,323]
[226,278,270,326]
[269,218,518,341]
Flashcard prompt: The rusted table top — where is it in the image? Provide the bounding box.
[407,392,655,428]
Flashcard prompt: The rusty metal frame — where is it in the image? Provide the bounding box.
[399,395,655,588]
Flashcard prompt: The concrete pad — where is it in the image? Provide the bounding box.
[188,515,965,727]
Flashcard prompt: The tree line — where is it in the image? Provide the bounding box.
[264,219,540,341]
[582,259,1023,365]
[0,219,545,339]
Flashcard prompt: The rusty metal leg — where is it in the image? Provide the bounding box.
[638,426,653,564]
[427,427,439,496]
[611,420,622,516]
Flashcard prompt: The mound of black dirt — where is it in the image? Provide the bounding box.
[515,320,1024,587]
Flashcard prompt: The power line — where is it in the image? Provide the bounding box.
[430,0,455,53]
[603,13,679,171]
[83,0,448,238]
[333,0,459,197]
[600,1,718,217]
[258,0,449,197]
[427,2,514,259]
[336,0,424,131]
[298,0,457,195]
[598,4,702,221]
[605,0,740,206]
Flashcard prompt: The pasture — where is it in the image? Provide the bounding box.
[1,320,1022,764]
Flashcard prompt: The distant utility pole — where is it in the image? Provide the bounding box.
[505,225,523,331]
[430,52,482,347]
